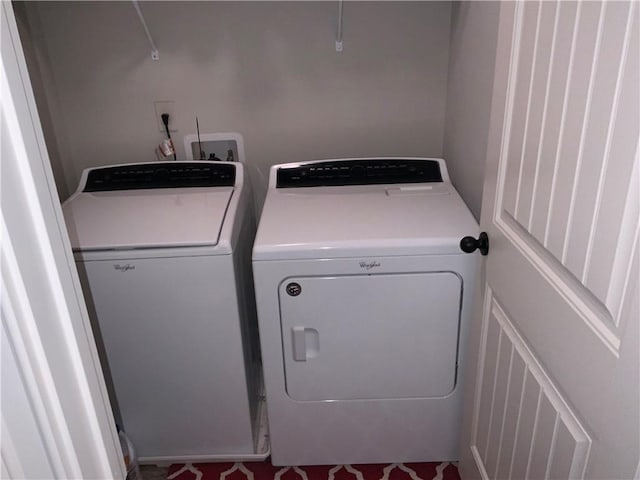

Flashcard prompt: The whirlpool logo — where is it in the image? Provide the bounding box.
[113,264,135,272]
[359,260,381,271]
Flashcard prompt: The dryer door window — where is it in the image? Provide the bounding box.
[279,272,461,401]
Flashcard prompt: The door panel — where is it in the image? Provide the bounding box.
[544,2,604,260]
[498,0,638,338]
[495,0,638,351]
[461,2,639,479]
[279,272,461,401]
[471,292,590,479]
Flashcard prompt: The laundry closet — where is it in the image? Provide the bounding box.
[10,2,638,479]
[10,0,498,467]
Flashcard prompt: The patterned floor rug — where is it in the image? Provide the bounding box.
[167,461,461,480]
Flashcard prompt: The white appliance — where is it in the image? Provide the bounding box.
[252,158,479,466]
[63,161,267,463]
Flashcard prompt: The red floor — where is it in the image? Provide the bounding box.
[167,461,461,480]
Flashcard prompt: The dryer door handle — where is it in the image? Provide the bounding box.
[292,327,307,361]
[291,327,320,361]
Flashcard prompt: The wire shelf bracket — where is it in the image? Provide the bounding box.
[335,0,344,52]
[132,1,159,60]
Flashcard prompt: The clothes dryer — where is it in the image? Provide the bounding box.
[252,158,478,466]
[63,161,267,463]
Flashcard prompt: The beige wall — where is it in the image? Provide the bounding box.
[18,1,453,206]
[443,1,500,220]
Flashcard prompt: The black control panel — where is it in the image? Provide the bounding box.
[276,159,443,188]
[83,162,236,192]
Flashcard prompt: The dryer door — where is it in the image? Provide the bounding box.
[279,272,461,401]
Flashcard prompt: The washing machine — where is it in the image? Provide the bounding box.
[252,157,479,466]
[62,161,268,463]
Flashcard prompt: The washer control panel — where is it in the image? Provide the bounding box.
[276,159,442,188]
[83,162,236,191]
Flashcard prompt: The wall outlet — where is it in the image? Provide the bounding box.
[154,100,178,133]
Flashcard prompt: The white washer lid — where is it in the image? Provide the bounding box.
[63,187,234,251]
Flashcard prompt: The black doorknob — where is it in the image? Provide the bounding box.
[460,232,489,256]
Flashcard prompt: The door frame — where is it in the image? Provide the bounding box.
[1,3,124,478]
[459,3,517,474]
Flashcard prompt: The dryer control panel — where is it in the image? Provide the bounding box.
[83,162,235,192]
[276,159,442,188]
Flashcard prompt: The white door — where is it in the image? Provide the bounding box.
[460,2,638,480]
